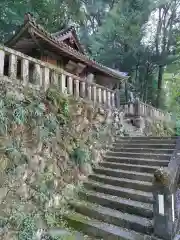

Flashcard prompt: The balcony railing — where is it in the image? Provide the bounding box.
[0,45,115,108]
[121,100,172,122]
[0,45,172,123]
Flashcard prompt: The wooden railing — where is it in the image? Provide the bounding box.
[121,100,172,122]
[0,45,116,108]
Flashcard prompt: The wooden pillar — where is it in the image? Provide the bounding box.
[80,81,86,98]
[87,85,92,101]
[60,73,66,93]
[107,91,111,107]
[74,79,80,98]
[92,85,97,102]
[21,59,29,85]
[33,64,42,85]
[51,71,58,86]
[97,88,102,103]
[67,76,73,95]
[111,92,115,108]
[103,89,107,105]
[9,54,17,79]
[42,67,49,90]
[0,50,5,76]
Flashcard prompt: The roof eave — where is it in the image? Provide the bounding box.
[5,22,30,47]
[30,25,128,80]
[5,20,128,81]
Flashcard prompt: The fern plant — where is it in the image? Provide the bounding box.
[10,211,37,240]
[0,99,8,135]
[62,100,69,117]
[44,113,58,135]
[70,147,90,166]
[5,138,28,172]
[13,104,27,125]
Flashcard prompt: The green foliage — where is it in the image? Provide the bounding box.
[44,114,58,135]
[70,147,90,166]
[47,87,70,125]
[0,0,85,41]
[52,235,77,240]
[0,88,72,147]
[13,104,27,125]
[29,102,46,118]
[0,99,8,135]
[91,0,151,70]
[0,216,8,228]
[176,120,180,136]
[45,211,63,228]
[150,121,175,137]
[18,215,36,240]
[10,206,37,240]
[5,138,28,173]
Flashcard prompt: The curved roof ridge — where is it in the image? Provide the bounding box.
[6,12,128,80]
[52,26,75,37]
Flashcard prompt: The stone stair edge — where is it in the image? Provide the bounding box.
[83,179,153,197]
[79,189,153,211]
[66,212,152,240]
[93,166,153,177]
[89,174,153,186]
[69,200,153,228]
[100,161,161,169]
[106,151,172,156]
[103,155,169,162]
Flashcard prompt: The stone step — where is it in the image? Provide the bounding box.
[93,166,153,182]
[115,139,176,144]
[69,201,153,235]
[116,136,176,140]
[100,162,159,174]
[89,174,153,192]
[79,190,153,218]
[66,212,151,240]
[110,147,173,154]
[113,143,175,149]
[106,151,171,160]
[83,180,153,203]
[103,156,169,166]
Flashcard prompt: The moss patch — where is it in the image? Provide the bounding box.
[0,82,120,239]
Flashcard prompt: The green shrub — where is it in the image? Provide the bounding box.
[70,147,90,166]
[176,120,180,136]
[0,99,8,135]
[10,207,37,240]
[13,104,27,125]
[18,215,37,240]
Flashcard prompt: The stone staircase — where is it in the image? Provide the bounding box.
[122,117,144,137]
[66,136,177,240]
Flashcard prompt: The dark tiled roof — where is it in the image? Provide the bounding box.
[52,25,86,54]
[52,26,75,38]
[7,13,128,80]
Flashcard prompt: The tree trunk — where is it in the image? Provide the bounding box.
[156,65,164,108]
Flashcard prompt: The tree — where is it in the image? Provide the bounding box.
[90,0,152,69]
[78,0,119,51]
[89,0,155,103]
[0,0,85,42]
[149,0,180,107]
